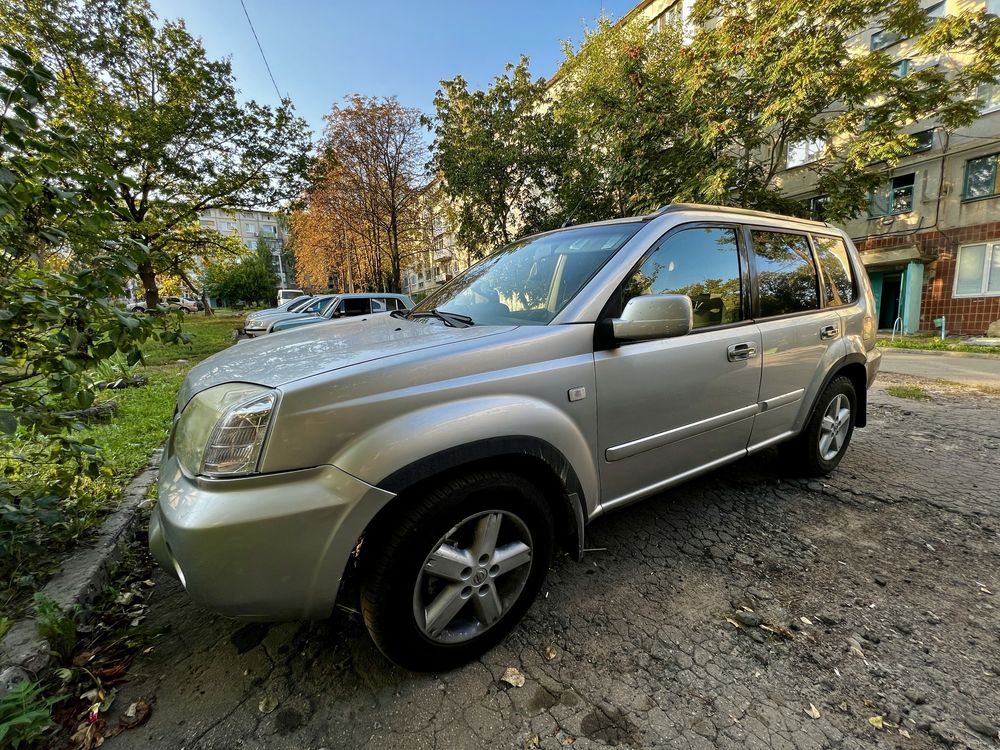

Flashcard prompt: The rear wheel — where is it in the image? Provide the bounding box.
[783,376,857,477]
[360,470,553,671]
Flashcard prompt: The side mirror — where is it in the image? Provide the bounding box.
[610,294,693,342]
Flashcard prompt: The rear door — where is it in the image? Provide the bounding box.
[594,224,763,511]
[745,228,846,449]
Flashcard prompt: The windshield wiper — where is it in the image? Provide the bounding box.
[408,309,475,328]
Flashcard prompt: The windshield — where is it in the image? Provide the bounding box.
[285,296,314,312]
[412,223,642,326]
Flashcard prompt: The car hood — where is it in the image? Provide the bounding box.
[251,310,306,328]
[177,315,515,408]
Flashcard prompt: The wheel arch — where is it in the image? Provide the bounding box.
[373,436,588,562]
[817,354,868,428]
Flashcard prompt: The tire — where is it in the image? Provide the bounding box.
[360,470,554,672]
[783,376,857,477]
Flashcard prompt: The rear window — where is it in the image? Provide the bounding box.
[812,235,857,306]
[750,231,820,317]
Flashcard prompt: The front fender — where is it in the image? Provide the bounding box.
[330,395,599,518]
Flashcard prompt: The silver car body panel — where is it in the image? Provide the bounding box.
[156,205,881,619]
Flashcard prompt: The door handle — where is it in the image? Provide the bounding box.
[727,342,758,362]
[820,325,839,340]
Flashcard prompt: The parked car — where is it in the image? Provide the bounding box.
[242,295,338,337]
[277,288,305,306]
[267,293,414,335]
[128,296,198,313]
[152,204,881,671]
[240,295,315,334]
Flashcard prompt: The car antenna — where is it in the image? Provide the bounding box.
[560,197,586,228]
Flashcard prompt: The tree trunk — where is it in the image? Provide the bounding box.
[175,264,214,317]
[138,260,160,309]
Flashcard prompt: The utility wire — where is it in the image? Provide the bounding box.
[238,0,283,101]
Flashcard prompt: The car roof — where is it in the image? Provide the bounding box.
[335,293,411,299]
[540,202,833,235]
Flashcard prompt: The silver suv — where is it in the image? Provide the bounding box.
[151,204,880,671]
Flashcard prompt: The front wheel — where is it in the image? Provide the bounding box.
[360,471,554,671]
[783,376,857,477]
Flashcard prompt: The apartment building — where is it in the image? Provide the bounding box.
[778,1,1000,335]
[402,183,466,300]
[198,208,293,288]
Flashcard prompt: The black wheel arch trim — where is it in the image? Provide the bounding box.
[377,436,587,561]
[815,353,869,429]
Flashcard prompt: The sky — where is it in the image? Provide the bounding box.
[147,0,638,140]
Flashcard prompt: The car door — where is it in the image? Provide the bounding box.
[745,228,847,449]
[594,224,763,512]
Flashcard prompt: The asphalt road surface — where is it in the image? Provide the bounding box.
[102,375,1000,750]
[879,349,1000,387]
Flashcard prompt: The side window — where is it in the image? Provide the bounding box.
[812,235,857,306]
[750,231,820,317]
[371,299,387,312]
[623,226,744,329]
[342,298,372,316]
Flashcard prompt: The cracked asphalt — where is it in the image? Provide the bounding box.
[102,375,1000,750]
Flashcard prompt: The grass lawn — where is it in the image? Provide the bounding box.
[1,312,244,614]
[885,384,931,401]
[877,335,1000,355]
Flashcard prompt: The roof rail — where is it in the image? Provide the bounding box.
[644,203,831,228]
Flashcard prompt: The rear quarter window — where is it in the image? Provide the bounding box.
[812,234,857,306]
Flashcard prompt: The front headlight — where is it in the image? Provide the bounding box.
[173,384,276,477]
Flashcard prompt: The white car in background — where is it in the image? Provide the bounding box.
[127,296,198,313]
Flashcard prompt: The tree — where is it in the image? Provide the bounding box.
[203,246,277,308]
[0,0,312,306]
[291,96,427,292]
[0,43,184,562]
[428,58,577,259]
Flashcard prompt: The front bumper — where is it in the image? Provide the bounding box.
[150,455,395,620]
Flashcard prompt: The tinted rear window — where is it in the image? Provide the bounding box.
[750,231,820,317]
[812,235,857,306]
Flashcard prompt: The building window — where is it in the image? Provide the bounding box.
[891,59,910,77]
[262,224,276,235]
[954,242,1000,297]
[786,137,826,168]
[808,195,830,220]
[244,222,255,234]
[870,29,902,50]
[869,173,915,216]
[911,129,935,153]
[964,153,999,199]
[649,2,683,33]
[926,1,946,19]
[977,82,1000,113]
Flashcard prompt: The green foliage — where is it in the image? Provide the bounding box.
[0,679,57,749]
[0,0,312,304]
[429,2,1000,235]
[428,57,578,258]
[204,250,278,308]
[33,594,78,661]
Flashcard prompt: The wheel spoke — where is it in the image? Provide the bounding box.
[472,512,502,561]
[491,541,532,576]
[819,431,833,457]
[424,544,474,582]
[472,584,503,626]
[423,582,468,636]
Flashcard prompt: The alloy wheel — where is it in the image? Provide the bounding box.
[413,510,533,644]
[818,393,851,461]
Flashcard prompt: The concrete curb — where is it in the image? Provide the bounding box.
[879,347,1000,361]
[0,448,162,698]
